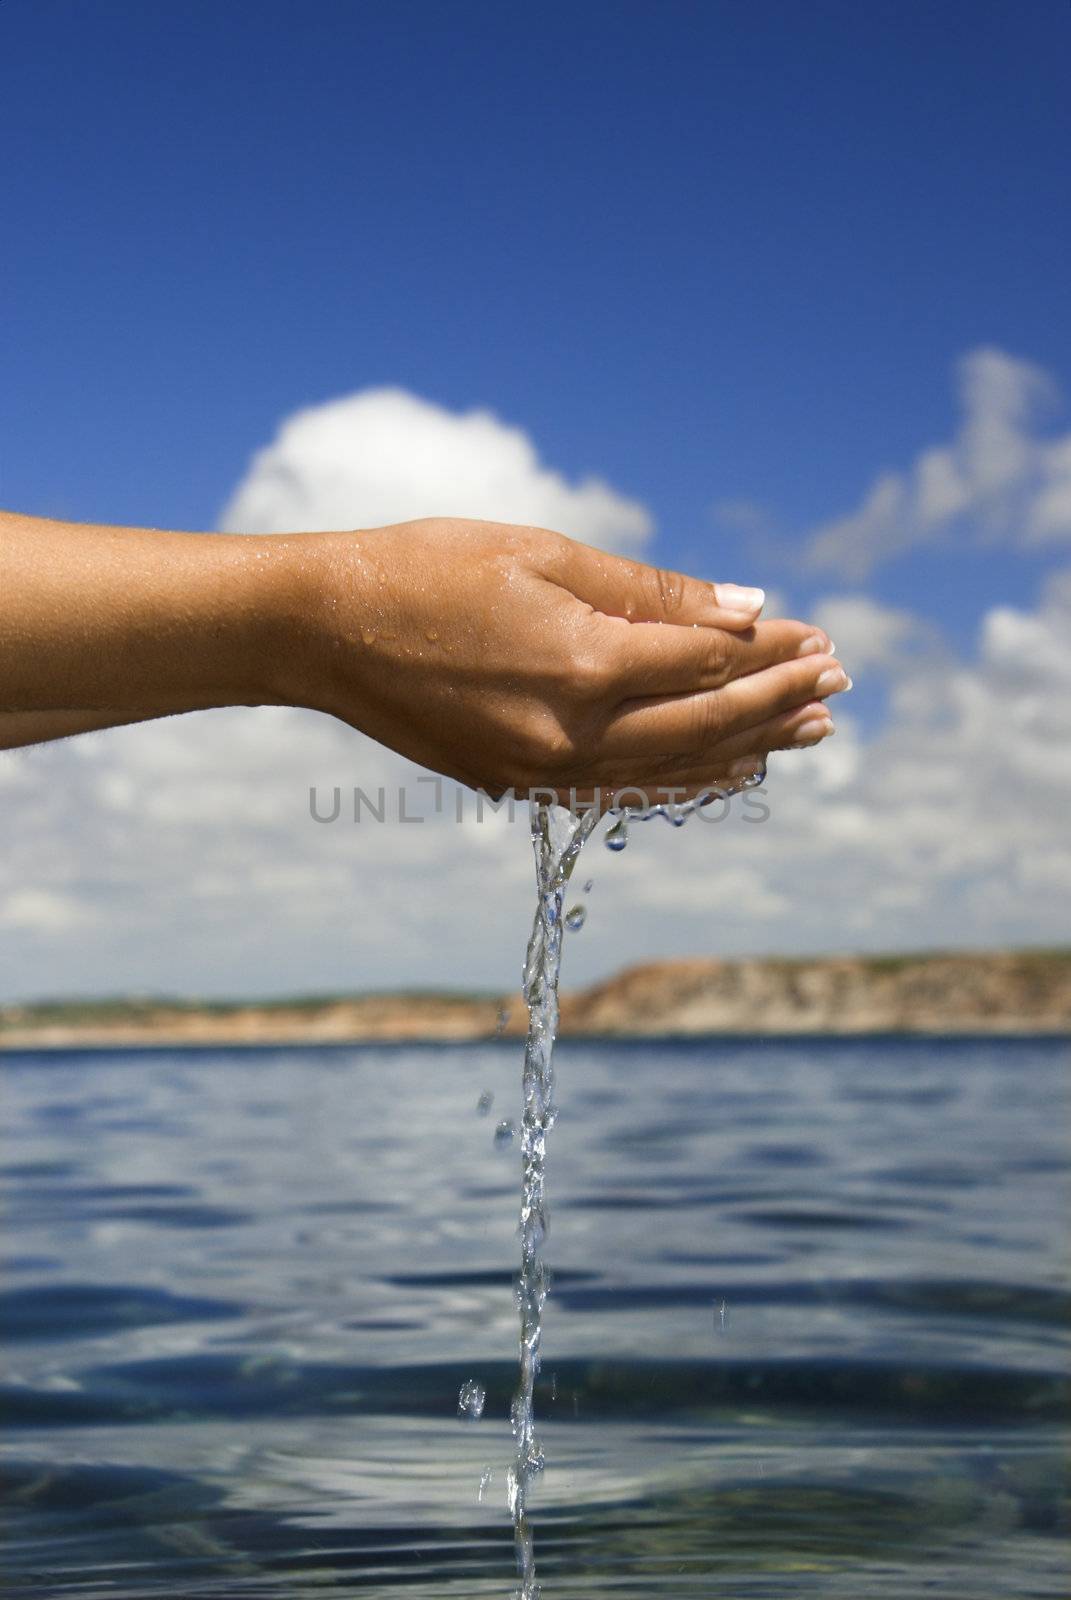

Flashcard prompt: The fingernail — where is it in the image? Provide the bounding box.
[715,583,765,612]
[816,665,849,695]
[797,633,828,656]
[794,717,834,745]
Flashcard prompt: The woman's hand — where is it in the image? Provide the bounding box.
[0,510,848,795]
[287,518,849,802]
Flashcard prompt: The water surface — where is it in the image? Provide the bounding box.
[2,1035,1068,1596]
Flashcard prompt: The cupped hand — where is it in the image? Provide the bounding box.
[292,518,849,801]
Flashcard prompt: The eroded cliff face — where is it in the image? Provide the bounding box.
[2,952,1068,1049]
[554,952,1071,1035]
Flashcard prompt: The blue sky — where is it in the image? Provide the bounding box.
[4,1,1069,618]
[2,1,1070,997]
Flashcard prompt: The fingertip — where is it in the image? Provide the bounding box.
[712,582,765,618]
[726,755,765,779]
[793,716,834,746]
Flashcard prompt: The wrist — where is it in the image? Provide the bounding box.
[248,529,360,715]
[144,531,303,715]
[225,533,319,711]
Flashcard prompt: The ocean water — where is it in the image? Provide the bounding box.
[1,1034,1068,1598]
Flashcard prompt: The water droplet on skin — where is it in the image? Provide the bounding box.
[564,904,586,931]
[361,628,377,645]
[494,1119,516,1148]
[604,818,629,852]
[425,629,439,642]
[742,768,766,789]
[476,1089,494,1116]
[478,1467,493,1501]
[494,1004,510,1036]
[458,1379,486,1419]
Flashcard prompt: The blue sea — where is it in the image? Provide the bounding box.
[2,1035,1068,1597]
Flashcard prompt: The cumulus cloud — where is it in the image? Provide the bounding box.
[2,888,90,934]
[589,566,1071,959]
[3,572,1069,997]
[3,383,1069,1001]
[810,594,935,673]
[806,348,1071,578]
[0,390,654,999]
[0,706,535,997]
[219,387,653,553]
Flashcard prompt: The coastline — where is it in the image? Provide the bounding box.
[2,950,1068,1049]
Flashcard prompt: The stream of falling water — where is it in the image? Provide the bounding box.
[506,800,599,1598]
[503,777,765,1597]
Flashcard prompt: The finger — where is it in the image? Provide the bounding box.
[550,536,766,628]
[601,654,850,759]
[598,614,831,699]
[647,700,836,792]
[611,700,835,793]
[548,700,836,808]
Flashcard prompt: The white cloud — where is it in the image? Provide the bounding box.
[806,348,1071,578]
[1,888,91,933]
[219,386,653,554]
[2,389,1069,1001]
[3,571,1068,996]
[810,594,932,673]
[0,388,654,999]
[709,497,773,537]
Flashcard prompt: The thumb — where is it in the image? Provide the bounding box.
[553,538,765,629]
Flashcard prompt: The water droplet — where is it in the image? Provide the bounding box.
[478,1466,493,1501]
[715,1298,729,1334]
[494,1119,516,1148]
[494,1004,511,1036]
[476,1089,494,1116]
[583,878,594,893]
[458,1379,486,1419]
[425,628,439,642]
[564,904,586,931]
[360,628,377,645]
[604,818,629,852]
[742,767,766,789]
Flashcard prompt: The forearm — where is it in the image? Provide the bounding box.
[0,509,845,790]
[0,510,309,742]
[0,708,173,752]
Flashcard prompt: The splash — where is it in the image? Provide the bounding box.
[458,1378,487,1419]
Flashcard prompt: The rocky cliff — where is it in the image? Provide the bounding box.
[1,951,1067,1049]
[555,951,1071,1035]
